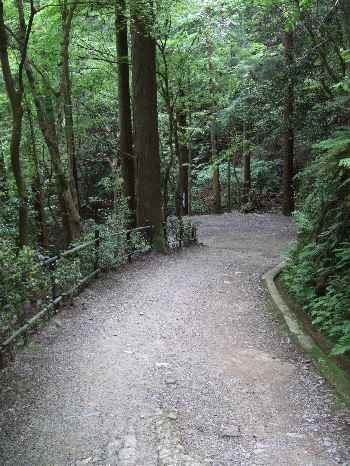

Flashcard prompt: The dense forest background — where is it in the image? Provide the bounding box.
[1,0,350,356]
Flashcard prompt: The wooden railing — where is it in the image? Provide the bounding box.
[0,220,197,358]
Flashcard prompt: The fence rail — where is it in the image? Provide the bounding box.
[0,219,197,357]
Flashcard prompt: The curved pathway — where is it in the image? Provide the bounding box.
[1,212,349,465]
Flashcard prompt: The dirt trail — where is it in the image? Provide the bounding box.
[1,212,349,466]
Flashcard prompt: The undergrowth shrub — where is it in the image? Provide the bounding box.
[191,159,281,214]
[283,130,350,356]
[53,258,82,296]
[0,239,50,338]
[251,159,281,193]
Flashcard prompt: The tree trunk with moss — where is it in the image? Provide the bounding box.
[0,0,30,247]
[27,107,49,249]
[61,0,80,212]
[25,63,81,244]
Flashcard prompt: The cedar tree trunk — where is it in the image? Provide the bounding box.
[282,29,295,216]
[116,0,136,217]
[176,107,189,215]
[207,25,221,213]
[131,0,165,250]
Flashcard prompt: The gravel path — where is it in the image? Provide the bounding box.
[1,212,349,466]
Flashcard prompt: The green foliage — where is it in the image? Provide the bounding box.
[251,160,281,193]
[284,249,350,355]
[54,258,82,296]
[283,132,350,356]
[314,128,350,160]
[97,209,128,271]
[191,158,281,213]
[74,196,131,272]
[0,239,50,338]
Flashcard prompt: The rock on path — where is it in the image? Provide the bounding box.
[0,212,349,465]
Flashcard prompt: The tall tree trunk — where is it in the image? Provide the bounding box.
[243,122,251,203]
[176,106,189,215]
[173,114,182,217]
[339,0,350,126]
[282,30,295,216]
[15,0,79,244]
[210,120,221,213]
[163,102,175,218]
[158,39,175,218]
[116,0,136,218]
[243,152,251,202]
[0,145,6,190]
[27,106,49,249]
[0,0,30,247]
[25,63,81,244]
[0,147,7,219]
[340,0,350,56]
[61,0,80,212]
[340,0,350,123]
[207,22,221,214]
[227,159,231,211]
[131,0,165,250]
[10,106,29,247]
[187,111,193,216]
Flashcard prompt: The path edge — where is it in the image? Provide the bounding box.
[262,262,350,405]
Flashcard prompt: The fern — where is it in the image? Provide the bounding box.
[339,158,350,168]
[313,129,350,170]
[283,133,350,355]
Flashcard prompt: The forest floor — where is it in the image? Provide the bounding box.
[1,212,350,466]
